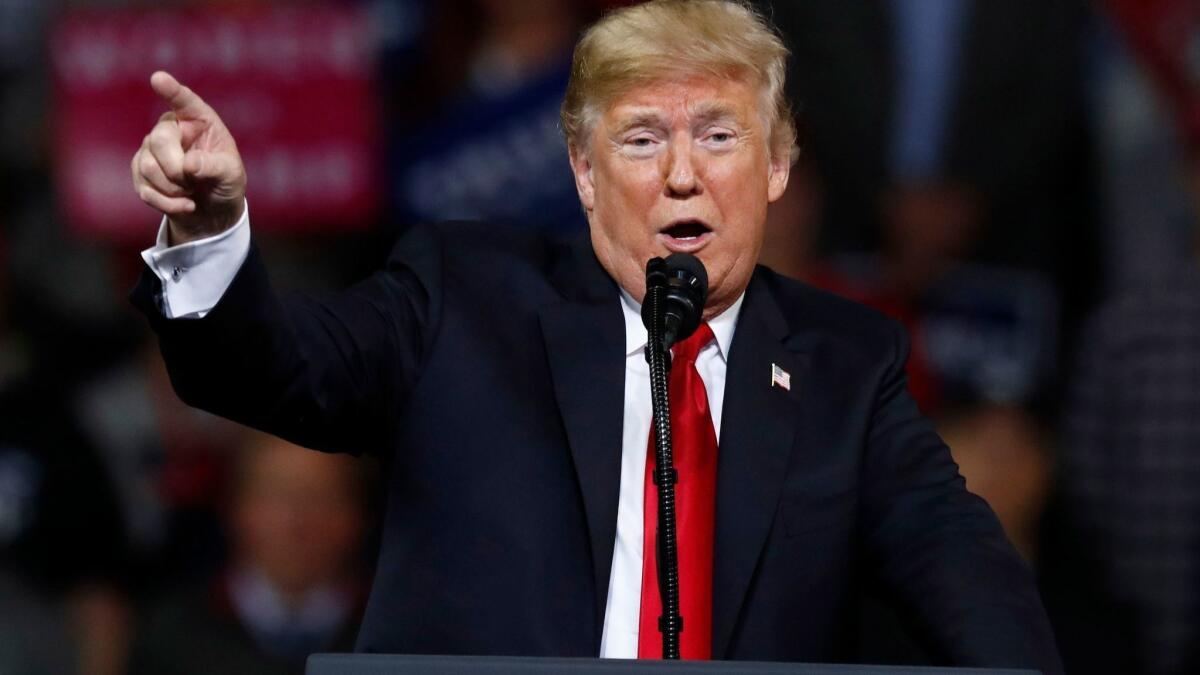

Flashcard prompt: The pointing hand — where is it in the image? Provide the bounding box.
[131,71,247,244]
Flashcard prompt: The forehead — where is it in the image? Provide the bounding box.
[601,75,764,127]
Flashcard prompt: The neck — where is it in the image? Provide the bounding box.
[702,296,736,322]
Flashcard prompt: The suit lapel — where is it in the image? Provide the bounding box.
[538,236,625,645]
[712,272,806,657]
[538,246,808,655]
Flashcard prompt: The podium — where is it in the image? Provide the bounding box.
[307,654,1039,675]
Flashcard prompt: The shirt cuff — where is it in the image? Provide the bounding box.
[139,201,251,319]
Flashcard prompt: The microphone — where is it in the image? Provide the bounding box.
[642,253,708,351]
[640,252,708,659]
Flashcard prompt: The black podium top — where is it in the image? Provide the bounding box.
[307,654,1039,675]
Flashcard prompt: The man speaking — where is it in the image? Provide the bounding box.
[129,1,1061,672]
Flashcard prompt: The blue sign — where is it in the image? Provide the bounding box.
[390,61,587,233]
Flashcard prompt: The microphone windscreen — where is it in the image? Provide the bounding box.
[664,253,708,294]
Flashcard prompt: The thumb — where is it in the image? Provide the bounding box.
[183,149,243,188]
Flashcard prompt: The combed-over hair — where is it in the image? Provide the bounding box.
[561,0,796,162]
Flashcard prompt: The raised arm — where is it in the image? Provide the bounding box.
[129,73,439,456]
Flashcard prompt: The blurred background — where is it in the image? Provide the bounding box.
[0,0,1196,673]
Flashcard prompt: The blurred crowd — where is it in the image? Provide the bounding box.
[0,1,1198,674]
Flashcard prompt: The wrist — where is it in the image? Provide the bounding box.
[166,199,246,246]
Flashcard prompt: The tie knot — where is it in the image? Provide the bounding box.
[672,321,714,364]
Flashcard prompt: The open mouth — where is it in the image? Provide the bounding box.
[658,219,714,252]
[662,219,711,240]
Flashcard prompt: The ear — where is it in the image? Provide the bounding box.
[766,146,792,203]
[569,144,596,211]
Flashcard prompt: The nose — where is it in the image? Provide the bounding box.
[663,134,701,197]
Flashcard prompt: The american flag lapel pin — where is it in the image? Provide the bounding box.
[771,363,791,391]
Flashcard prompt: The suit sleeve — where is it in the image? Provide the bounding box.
[129,225,443,456]
[858,321,1063,674]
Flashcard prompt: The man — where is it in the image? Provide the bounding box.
[129,1,1061,671]
[1053,5,1200,675]
[758,0,1094,306]
[129,433,369,675]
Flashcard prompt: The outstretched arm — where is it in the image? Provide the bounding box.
[129,73,439,456]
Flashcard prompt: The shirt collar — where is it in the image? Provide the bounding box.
[620,289,744,360]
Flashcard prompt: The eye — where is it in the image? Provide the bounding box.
[701,127,738,148]
[622,132,661,156]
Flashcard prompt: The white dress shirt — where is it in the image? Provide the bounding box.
[141,208,743,659]
[601,291,741,658]
[140,203,251,319]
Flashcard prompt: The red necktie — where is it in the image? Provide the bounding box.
[638,322,717,660]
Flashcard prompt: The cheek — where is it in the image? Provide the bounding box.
[597,155,658,201]
[598,180,660,238]
[706,181,768,283]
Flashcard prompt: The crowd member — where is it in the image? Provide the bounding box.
[128,432,371,675]
[759,0,1098,334]
[755,3,1066,446]
[0,570,74,675]
[126,1,1061,670]
[1105,0,1200,157]
[1054,5,1200,674]
[76,336,246,592]
[815,209,1060,417]
[388,0,596,232]
[0,215,132,675]
[1057,274,1200,675]
[1087,22,1196,295]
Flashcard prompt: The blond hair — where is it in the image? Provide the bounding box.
[561,0,796,162]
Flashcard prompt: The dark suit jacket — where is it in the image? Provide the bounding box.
[131,223,1062,673]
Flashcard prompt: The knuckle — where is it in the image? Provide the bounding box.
[139,157,159,180]
[161,158,182,178]
[149,125,175,145]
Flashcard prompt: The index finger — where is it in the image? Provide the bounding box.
[149,71,213,120]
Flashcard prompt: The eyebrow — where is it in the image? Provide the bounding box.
[610,102,743,135]
[690,102,739,126]
[612,110,669,134]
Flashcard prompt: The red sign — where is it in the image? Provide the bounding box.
[50,5,383,241]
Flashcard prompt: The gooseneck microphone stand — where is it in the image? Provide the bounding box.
[642,254,708,660]
[644,265,682,660]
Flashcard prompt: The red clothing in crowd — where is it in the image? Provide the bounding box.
[1106,0,1200,154]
